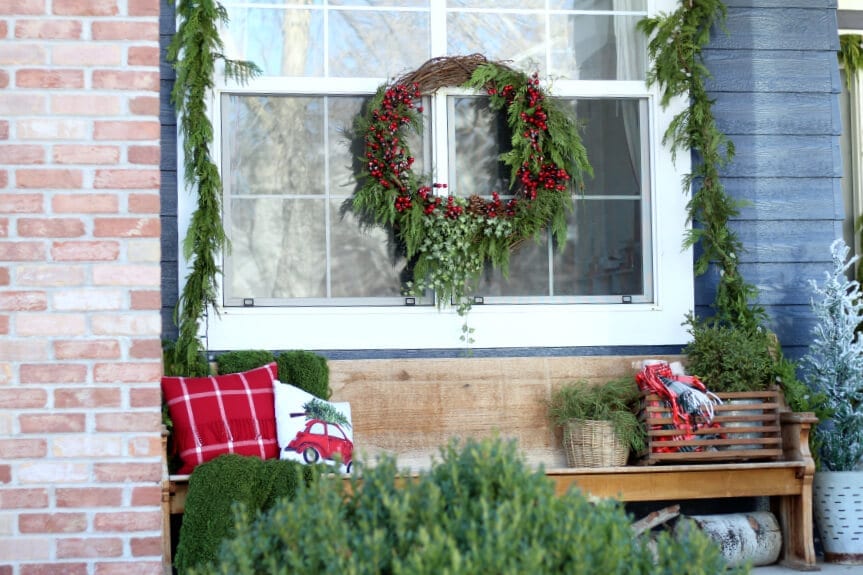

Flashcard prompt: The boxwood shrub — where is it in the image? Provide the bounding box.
[216,349,275,375]
[197,438,746,575]
[276,349,330,399]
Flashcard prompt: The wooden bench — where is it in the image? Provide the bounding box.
[161,356,819,572]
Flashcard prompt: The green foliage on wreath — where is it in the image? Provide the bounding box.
[638,1,763,332]
[166,0,260,376]
[352,56,592,323]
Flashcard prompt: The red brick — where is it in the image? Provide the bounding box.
[0,21,6,37]
[22,564,88,575]
[0,219,7,237]
[16,265,85,286]
[53,145,119,165]
[0,388,47,408]
[93,264,159,287]
[130,536,160,557]
[0,120,8,139]
[128,0,158,16]
[56,488,122,508]
[54,387,121,409]
[127,46,158,66]
[0,439,47,459]
[17,313,86,336]
[56,538,122,559]
[94,563,160,575]
[16,69,84,89]
[53,0,118,16]
[0,0,45,15]
[130,290,160,310]
[130,339,161,359]
[128,193,159,213]
[129,387,160,408]
[128,96,158,116]
[0,170,6,188]
[19,513,87,533]
[16,169,82,189]
[95,362,161,383]
[0,339,48,361]
[94,412,160,432]
[0,92,45,113]
[0,192,42,212]
[20,364,87,384]
[55,340,120,360]
[51,42,123,67]
[15,19,82,39]
[94,121,159,141]
[0,43,46,65]
[18,218,85,237]
[91,313,160,336]
[53,194,118,213]
[19,413,86,433]
[51,93,121,114]
[130,485,160,507]
[92,21,157,41]
[92,69,158,90]
[93,218,158,237]
[52,241,120,261]
[0,70,7,88]
[0,291,47,311]
[0,316,8,335]
[18,119,87,140]
[127,146,159,165]
[0,242,45,261]
[0,464,11,483]
[93,510,161,532]
[0,145,44,164]
[0,488,48,509]
[128,435,161,457]
[94,169,158,190]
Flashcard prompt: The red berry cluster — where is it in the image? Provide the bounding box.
[483,192,519,218]
[518,163,571,200]
[365,83,422,191]
[444,196,463,219]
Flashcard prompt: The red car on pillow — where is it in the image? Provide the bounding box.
[286,419,354,472]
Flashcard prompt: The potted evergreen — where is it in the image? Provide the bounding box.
[800,239,863,564]
[547,377,645,468]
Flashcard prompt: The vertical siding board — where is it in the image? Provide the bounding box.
[161,0,179,341]
[698,1,842,357]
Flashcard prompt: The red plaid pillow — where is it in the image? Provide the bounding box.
[162,362,279,474]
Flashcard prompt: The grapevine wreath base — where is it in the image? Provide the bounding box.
[352,54,592,321]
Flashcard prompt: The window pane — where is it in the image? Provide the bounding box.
[475,238,550,297]
[332,0,427,5]
[451,97,509,198]
[222,95,325,196]
[330,201,408,297]
[449,0,544,7]
[549,0,647,9]
[223,8,324,76]
[447,11,545,72]
[549,15,645,80]
[329,10,430,77]
[226,198,327,300]
[554,199,643,296]
[564,99,642,197]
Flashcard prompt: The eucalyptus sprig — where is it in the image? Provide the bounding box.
[639,1,763,331]
[166,0,260,375]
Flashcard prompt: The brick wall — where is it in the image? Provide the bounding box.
[0,0,163,573]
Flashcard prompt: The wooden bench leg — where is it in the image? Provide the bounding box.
[162,479,173,575]
[775,492,819,571]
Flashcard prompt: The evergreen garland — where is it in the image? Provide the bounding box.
[839,34,863,92]
[638,0,763,331]
[166,0,260,375]
[352,56,591,335]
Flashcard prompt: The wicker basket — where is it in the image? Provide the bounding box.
[562,419,629,468]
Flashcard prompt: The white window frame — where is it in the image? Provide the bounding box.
[176,0,693,351]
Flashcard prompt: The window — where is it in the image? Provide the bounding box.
[182,0,693,350]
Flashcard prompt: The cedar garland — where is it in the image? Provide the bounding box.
[638,0,764,331]
[166,0,260,375]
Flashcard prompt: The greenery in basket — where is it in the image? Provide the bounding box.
[800,239,863,472]
[195,438,741,575]
[547,377,645,453]
[682,315,775,393]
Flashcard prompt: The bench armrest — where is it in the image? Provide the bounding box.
[779,412,817,474]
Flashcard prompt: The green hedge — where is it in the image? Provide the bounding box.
[216,349,275,375]
[175,454,318,574]
[276,349,330,399]
[198,438,746,575]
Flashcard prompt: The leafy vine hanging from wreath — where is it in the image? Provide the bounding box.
[352,55,593,318]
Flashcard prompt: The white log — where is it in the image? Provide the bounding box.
[680,511,782,567]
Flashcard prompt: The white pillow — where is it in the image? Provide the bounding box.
[272,380,353,473]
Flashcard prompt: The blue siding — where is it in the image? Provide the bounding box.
[160,0,179,341]
[698,0,843,357]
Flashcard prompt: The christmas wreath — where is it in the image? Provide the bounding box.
[352,54,592,320]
